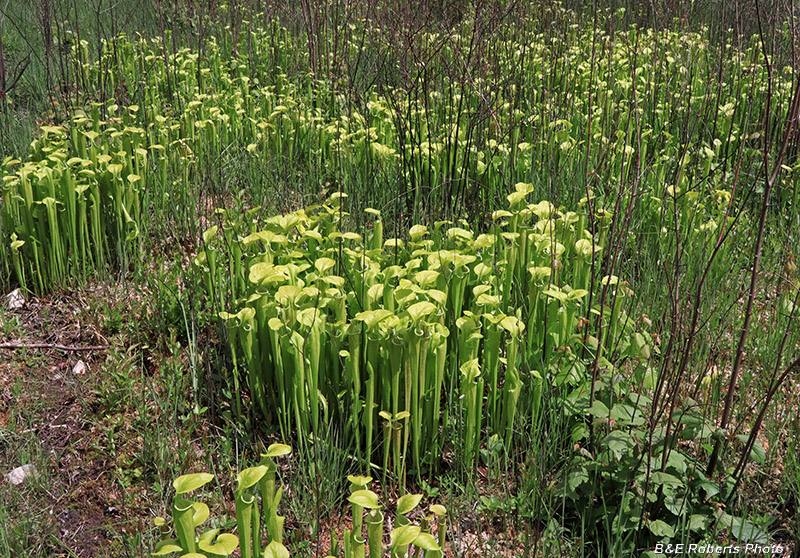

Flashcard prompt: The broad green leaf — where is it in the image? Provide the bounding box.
[529,200,554,219]
[543,288,568,303]
[460,359,481,382]
[527,266,552,283]
[720,514,770,544]
[415,270,440,287]
[476,293,501,307]
[203,225,219,244]
[575,238,596,257]
[571,423,589,443]
[631,332,650,359]
[427,289,447,305]
[322,275,345,288]
[694,480,719,498]
[406,301,436,322]
[736,434,766,465]
[152,540,183,555]
[173,473,213,495]
[473,234,495,250]
[367,284,384,301]
[355,309,393,328]
[396,493,423,515]
[409,225,428,241]
[347,475,373,487]
[648,519,675,537]
[567,466,589,492]
[192,502,210,527]
[566,289,588,301]
[473,262,493,280]
[198,529,219,543]
[262,541,291,558]
[198,533,239,556]
[297,307,323,328]
[314,257,336,274]
[390,525,421,547]
[507,191,529,206]
[429,504,447,516]
[499,315,525,336]
[688,514,710,532]
[650,472,682,487]
[244,231,288,247]
[507,182,534,206]
[249,263,288,285]
[610,404,645,426]
[237,466,268,492]
[348,489,381,509]
[413,533,440,551]
[276,285,302,305]
[588,400,610,417]
[665,451,687,474]
[446,227,473,242]
[601,431,634,461]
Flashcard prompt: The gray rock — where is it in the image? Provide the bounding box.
[6,464,37,486]
[4,289,25,310]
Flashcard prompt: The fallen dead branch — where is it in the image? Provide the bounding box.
[0,342,109,352]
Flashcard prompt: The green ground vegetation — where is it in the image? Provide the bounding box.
[1,1,799,557]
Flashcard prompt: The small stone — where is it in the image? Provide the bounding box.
[6,464,37,486]
[4,289,25,310]
[72,360,87,375]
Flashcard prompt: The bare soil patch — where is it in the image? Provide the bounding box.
[0,292,149,557]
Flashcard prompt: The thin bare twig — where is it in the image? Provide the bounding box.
[0,342,109,352]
